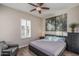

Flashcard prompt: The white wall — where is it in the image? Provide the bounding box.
[0,5,42,48]
[42,6,79,36]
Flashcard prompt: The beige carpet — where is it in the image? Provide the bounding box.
[17,47,79,56]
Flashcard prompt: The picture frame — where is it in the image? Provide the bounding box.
[45,14,67,31]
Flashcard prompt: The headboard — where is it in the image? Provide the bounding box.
[45,34,67,37]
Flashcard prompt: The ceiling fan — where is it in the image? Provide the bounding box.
[28,3,50,14]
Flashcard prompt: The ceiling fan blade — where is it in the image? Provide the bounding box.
[30,9,36,12]
[41,7,50,9]
[28,3,37,7]
[37,3,44,6]
[38,10,41,14]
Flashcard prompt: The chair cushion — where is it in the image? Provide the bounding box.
[0,41,8,49]
[2,47,17,54]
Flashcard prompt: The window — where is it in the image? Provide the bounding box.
[21,19,31,39]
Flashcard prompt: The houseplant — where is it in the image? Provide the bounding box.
[69,23,78,32]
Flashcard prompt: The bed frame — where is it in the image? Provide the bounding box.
[29,34,67,56]
[29,45,48,56]
[29,44,65,56]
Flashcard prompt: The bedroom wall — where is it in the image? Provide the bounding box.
[0,5,42,48]
[42,6,79,36]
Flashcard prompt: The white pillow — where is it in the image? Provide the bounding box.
[45,36,56,41]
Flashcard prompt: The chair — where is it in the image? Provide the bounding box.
[0,41,18,56]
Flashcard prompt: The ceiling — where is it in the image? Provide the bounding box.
[2,3,79,18]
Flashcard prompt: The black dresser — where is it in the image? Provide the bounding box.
[66,33,79,53]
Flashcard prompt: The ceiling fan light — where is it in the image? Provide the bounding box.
[36,7,41,11]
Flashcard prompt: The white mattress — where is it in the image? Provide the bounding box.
[30,40,66,56]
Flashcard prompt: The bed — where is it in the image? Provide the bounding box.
[29,35,66,56]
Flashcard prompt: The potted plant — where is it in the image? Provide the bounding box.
[69,23,78,32]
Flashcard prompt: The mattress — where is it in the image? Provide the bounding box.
[30,40,66,56]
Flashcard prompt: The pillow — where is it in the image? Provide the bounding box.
[45,36,52,40]
[45,36,57,41]
[0,41,8,49]
[45,36,65,41]
[55,36,65,41]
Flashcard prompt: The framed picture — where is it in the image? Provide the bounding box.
[45,14,67,31]
[45,17,56,31]
[56,14,67,31]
